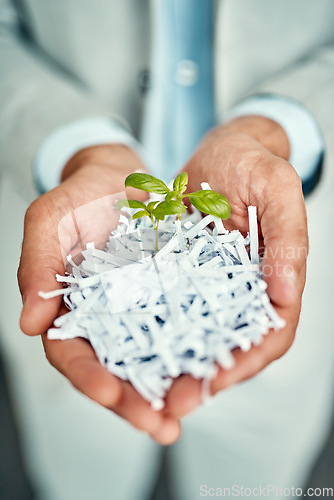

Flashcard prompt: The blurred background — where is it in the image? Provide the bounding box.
[0,356,333,499]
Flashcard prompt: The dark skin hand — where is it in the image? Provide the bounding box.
[18,116,308,442]
[164,116,307,418]
[18,145,181,445]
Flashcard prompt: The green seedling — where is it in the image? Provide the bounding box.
[116,172,230,253]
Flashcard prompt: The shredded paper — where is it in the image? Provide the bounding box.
[41,202,285,411]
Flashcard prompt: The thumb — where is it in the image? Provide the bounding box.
[18,204,65,336]
[260,182,308,307]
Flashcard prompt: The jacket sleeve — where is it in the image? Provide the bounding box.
[224,94,324,195]
[0,0,138,199]
[242,44,334,195]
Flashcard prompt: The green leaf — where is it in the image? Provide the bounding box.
[132,210,149,220]
[125,173,170,195]
[173,172,188,194]
[116,199,147,210]
[165,191,177,202]
[152,200,186,221]
[146,201,159,213]
[187,190,231,220]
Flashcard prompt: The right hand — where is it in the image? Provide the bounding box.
[162,117,308,420]
[18,144,181,445]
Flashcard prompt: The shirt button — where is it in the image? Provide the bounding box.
[174,59,199,86]
[138,69,151,95]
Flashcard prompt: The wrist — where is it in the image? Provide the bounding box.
[216,115,290,161]
[61,144,145,182]
[60,144,148,203]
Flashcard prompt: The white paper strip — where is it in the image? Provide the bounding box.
[248,205,259,264]
[40,205,284,410]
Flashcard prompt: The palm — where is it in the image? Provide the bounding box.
[162,133,308,419]
[19,163,180,444]
[18,134,308,436]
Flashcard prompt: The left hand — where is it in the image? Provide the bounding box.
[162,116,308,420]
[18,145,181,445]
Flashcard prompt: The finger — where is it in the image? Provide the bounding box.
[42,335,122,406]
[149,417,181,445]
[259,165,308,307]
[165,299,300,420]
[112,382,181,443]
[164,375,203,420]
[18,189,132,336]
[165,331,293,421]
[113,385,181,443]
[42,334,181,437]
[210,302,299,395]
[18,201,66,336]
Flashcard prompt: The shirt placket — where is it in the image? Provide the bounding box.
[141,0,215,181]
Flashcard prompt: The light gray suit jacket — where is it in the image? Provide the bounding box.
[0,6,334,492]
[1,0,334,200]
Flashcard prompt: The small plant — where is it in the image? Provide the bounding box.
[116,172,230,253]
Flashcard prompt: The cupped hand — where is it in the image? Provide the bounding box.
[18,119,308,436]
[18,144,181,444]
[163,117,308,419]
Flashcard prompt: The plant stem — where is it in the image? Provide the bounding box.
[154,226,158,253]
[149,215,159,254]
